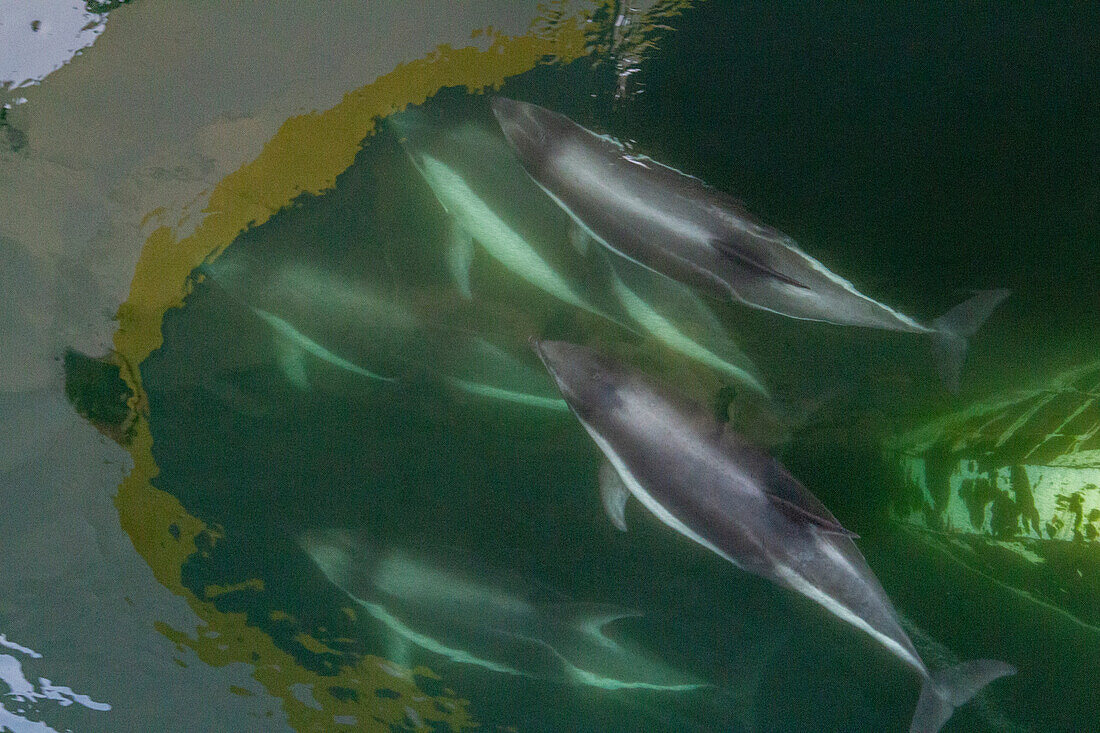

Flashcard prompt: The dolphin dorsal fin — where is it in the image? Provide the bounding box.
[569,222,594,256]
[708,238,810,291]
[758,459,857,538]
[768,494,858,538]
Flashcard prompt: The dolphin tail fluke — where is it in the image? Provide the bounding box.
[930,289,1010,392]
[909,659,1016,733]
[553,602,643,640]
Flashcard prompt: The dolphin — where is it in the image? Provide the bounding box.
[200,250,569,410]
[493,98,1010,391]
[390,110,617,321]
[531,339,1015,732]
[199,251,417,389]
[255,264,569,410]
[299,529,706,692]
[250,308,395,388]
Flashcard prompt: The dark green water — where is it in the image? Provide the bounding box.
[8,2,1097,731]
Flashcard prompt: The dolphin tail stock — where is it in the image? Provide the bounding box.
[909,659,1016,733]
[929,289,1011,392]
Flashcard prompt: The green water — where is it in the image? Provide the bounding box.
[4,2,1099,731]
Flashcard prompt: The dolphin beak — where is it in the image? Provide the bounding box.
[489,96,524,127]
[530,337,563,383]
[491,97,551,167]
[529,336,550,368]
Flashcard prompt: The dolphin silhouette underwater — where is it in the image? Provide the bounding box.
[391,109,615,320]
[531,339,1015,732]
[493,98,1010,391]
[199,251,570,410]
[299,529,706,693]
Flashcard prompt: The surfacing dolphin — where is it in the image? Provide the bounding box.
[531,339,1015,732]
[300,529,706,693]
[494,98,1010,391]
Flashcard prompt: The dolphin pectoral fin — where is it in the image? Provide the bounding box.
[598,460,630,531]
[274,340,310,391]
[569,223,593,256]
[768,494,858,538]
[386,632,413,669]
[446,219,475,299]
[709,238,810,291]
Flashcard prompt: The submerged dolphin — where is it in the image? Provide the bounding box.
[199,253,416,389]
[201,251,567,410]
[531,339,1015,732]
[494,98,1010,391]
[440,336,568,412]
[391,110,614,320]
[300,529,705,692]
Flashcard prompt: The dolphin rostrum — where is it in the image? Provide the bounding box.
[494,98,1009,391]
[532,339,1015,732]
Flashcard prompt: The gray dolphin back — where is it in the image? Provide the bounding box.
[494,98,1010,391]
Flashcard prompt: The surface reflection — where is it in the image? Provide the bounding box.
[0,632,110,732]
